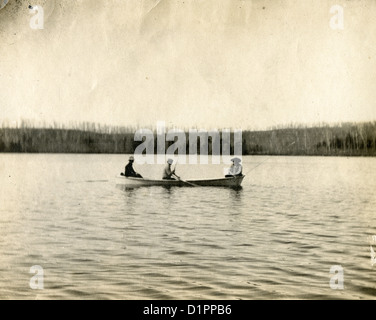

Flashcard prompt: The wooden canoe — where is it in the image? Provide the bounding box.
[116,175,245,188]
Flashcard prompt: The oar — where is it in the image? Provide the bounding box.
[172,158,198,186]
[173,173,198,187]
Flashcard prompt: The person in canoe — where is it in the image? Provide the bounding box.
[122,156,143,178]
[225,157,243,177]
[163,158,177,180]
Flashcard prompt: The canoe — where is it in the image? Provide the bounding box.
[116,175,245,188]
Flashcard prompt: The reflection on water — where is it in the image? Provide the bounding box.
[229,187,244,203]
[0,154,375,299]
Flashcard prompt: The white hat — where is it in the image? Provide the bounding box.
[167,158,173,164]
[231,157,241,163]
[129,156,135,161]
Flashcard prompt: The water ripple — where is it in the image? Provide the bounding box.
[0,155,375,299]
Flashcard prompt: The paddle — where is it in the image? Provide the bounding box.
[172,173,198,187]
[170,158,197,187]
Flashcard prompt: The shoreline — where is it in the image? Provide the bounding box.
[0,152,375,158]
[1,122,375,157]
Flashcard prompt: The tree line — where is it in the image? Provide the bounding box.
[241,122,376,156]
[0,121,375,156]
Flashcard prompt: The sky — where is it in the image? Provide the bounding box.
[1,0,376,130]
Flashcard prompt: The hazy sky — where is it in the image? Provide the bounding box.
[1,0,376,130]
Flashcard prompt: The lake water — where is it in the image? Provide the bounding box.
[0,154,375,299]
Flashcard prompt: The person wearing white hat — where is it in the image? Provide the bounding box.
[162,158,176,180]
[122,155,143,178]
[225,157,243,177]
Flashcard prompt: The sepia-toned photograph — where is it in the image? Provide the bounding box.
[1,0,375,303]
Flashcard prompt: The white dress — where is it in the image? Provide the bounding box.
[228,164,242,176]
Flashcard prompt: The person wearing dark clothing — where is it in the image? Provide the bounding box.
[123,156,143,178]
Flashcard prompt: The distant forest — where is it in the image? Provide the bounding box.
[0,121,376,156]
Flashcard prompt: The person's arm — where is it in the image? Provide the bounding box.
[234,164,242,175]
[165,165,176,178]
